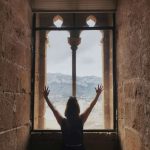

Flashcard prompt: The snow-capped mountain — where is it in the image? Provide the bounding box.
[46,73,102,101]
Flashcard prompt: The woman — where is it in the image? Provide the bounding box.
[43,84,103,150]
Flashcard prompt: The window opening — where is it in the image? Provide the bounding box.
[76,30,104,129]
[53,15,63,28]
[33,13,115,131]
[86,15,96,27]
[45,31,71,129]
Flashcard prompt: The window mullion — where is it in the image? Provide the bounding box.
[68,31,81,96]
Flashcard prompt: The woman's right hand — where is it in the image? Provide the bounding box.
[95,84,103,96]
[43,86,50,100]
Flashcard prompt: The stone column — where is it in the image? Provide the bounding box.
[34,25,46,129]
[38,31,46,129]
[103,30,113,129]
[68,31,81,96]
[34,14,40,129]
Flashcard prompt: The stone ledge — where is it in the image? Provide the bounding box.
[29,132,118,150]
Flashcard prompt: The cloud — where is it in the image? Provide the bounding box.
[46,30,103,77]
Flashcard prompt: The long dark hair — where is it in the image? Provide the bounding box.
[65,96,80,119]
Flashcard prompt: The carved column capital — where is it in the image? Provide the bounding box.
[68,30,81,51]
[68,31,81,96]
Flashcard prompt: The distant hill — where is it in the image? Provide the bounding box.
[47,73,102,101]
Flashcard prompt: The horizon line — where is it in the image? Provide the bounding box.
[47,72,102,78]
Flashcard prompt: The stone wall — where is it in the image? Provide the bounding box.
[116,0,150,150]
[0,0,32,150]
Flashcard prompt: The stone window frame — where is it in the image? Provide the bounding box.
[31,12,117,132]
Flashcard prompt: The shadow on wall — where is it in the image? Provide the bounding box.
[117,137,122,150]
[29,132,119,150]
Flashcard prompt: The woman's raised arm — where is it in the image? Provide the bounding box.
[80,84,103,124]
[43,86,63,126]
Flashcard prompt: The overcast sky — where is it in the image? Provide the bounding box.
[46,30,103,77]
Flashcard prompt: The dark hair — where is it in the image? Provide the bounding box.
[65,96,80,119]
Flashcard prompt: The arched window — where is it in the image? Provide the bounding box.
[32,13,116,131]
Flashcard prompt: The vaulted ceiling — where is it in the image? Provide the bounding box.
[31,0,116,11]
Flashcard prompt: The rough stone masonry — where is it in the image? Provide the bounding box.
[0,0,32,150]
[116,0,150,150]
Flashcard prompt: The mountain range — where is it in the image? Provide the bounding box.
[47,73,102,101]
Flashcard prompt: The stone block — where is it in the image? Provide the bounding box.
[1,13,31,69]
[118,119,125,144]
[124,81,136,99]
[16,126,30,150]
[0,92,31,131]
[0,59,31,93]
[0,59,19,92]
[0,126,30,150]
[141,49,150,81]
[14,94,31,127]
[118,86,124,119]
[132,103,144,132]
[0,130,17,150]
[19,69,31,93]
[0,61,30,93]
[0,92,15,131]
[124,102,132,127]
[125,128,141,150]
[4,36,31,69]
[142,125,150,150]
